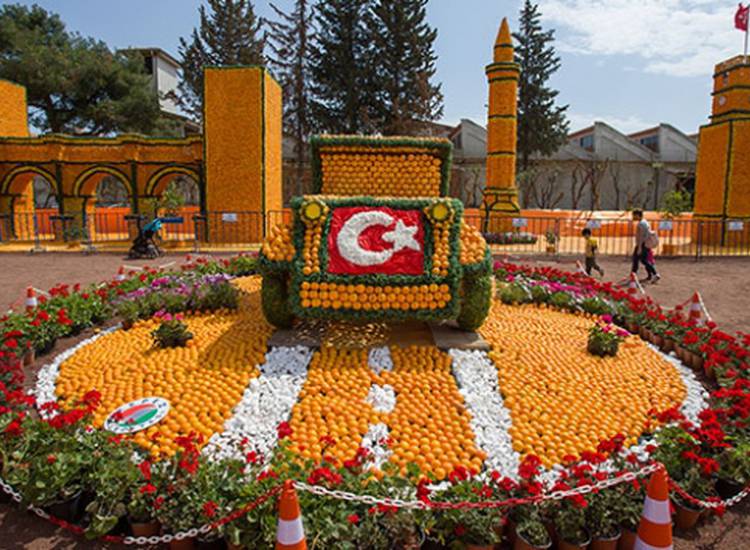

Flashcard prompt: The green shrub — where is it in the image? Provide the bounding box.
[151,316,193,348]
[549,291,573,310]
[456,274,492,331]
[499,282,530,305]
[261,274,294,328]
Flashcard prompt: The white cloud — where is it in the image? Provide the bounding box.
[567,112,656,134]
[540,0,741,77]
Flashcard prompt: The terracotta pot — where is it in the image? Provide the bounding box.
[558,537,591,550]
[651,334,664,348]
[715,478,744,500]
[225,541,244,550]
[23,349,35,366]
[617,528,637,550]
[130,520,161,537]
[661,339,675,353]
[673,500,701,530]
[506,517,517,547]
[691,353,704,372]
[122,319,134,331]
[626,323,639,334]
[47,492,84,524]
[513,529,552,550]
[673,345,686,362]
[638,326,649,340]
[591,530,621,550]
[169,537,196,550]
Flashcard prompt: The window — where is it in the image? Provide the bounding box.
[144,56,154,75]
[639,135,659,152]
[579,135,594,151]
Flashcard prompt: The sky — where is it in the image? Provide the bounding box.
[5,0,748,135]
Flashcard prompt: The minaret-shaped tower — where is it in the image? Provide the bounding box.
[482,18,520,226]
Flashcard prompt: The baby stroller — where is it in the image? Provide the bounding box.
[127,218,165,259]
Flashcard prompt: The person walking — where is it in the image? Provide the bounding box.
[631,209,660,283]
[581,228,605,277]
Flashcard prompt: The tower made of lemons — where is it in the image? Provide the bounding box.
[694,55,750,244]
[482,18,521,230]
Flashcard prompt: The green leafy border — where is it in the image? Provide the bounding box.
[309,135,453,197]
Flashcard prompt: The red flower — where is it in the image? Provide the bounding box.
[140,483,157,494]
[153,496,165,510]
[277,421,293,439]
[347,513,360,525]
[138,460,152,481]
[454,524,467,537]
[4,339,18,349]
[202,501,218,518]
[46,454,57,464]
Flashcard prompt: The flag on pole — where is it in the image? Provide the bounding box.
[737,3,749,32]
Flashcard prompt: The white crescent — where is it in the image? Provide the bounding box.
[337,211,421,267]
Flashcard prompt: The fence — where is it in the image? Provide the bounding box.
[1,210,750,259]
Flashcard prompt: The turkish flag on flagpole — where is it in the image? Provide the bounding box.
[736,3,749,58]
[737,3,750,31]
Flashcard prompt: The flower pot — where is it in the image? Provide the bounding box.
[661,339,675,353]
[467,545,495,550]
[169,537,196,550]
[673,345,686,362]
[715,478,744,500]
[545,244,556,254]
[23,349,35,366]
[690,352,704,372]
[558,537,591,550]
[225,541,244,550]
[617,527,637,550]
[47,492,84,524]
[673,500,701,530]
[651,334,664,348]
[506,517,517,547]
[122,319,134,331]
[130,519,161,537]
[626,323,639,334]
[513,529,552,550]
[591,530,621,550]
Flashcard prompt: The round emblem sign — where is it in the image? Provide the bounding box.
[104,397,170,434]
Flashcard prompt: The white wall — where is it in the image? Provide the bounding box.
[154,55,180,116]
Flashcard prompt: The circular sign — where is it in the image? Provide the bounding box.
[104,397,170,434]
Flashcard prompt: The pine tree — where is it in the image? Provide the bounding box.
[178,0,266,120]
[368,0,443,135]
[514,0,569,171]
[267,0,315,195]
[309,0,376,134]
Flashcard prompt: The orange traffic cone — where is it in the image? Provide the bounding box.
[276,480,306,550]
[575,260,587,275]
[688,292,703,324]
[115,266,126,282]
[629,273,645,295]
[634,468,673,550]
[25,287,38,312]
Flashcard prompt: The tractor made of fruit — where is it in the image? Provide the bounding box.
[259,135,492,331]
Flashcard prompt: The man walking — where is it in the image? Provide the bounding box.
[631,209,660,283]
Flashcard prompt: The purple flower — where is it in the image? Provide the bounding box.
[601,314,613,323]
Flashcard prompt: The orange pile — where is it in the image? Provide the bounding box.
[459,222,488,265]
[55,277,272,457]
[302,223,323,275]
[299,281,452,311]
[289,346,485,479]
[479,302,687,468]
[261,224,295,262]
[431,222,451,276]
[319,151,442,197]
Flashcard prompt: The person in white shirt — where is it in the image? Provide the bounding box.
[631,209,660,283]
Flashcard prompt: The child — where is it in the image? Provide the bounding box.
[582,228,604,277]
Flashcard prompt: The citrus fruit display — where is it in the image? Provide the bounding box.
[39,274,704,477]
[50,277,272,457]
[480,301,689,468]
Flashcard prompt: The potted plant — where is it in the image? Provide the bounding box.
[514,511,552,550]
[716,438,750,499]
[116,300,141,330]
[553,494,590,550]
[587,487,622,550]
[151,312,193,348]
[587,317,627,358]
[544,230,557,254]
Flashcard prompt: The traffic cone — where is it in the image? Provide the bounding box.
[634,468,673,550]
[25,287,38,312]
[276,480,306,550]
[629,273,645,294]
[575,260,587,275]
[115,266,126,282]
[688,292,703,324]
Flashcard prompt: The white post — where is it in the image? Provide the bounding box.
[745,25,749,60]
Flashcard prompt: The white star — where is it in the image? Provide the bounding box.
[382,220,421,253]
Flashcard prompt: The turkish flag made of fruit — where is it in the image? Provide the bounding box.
[327,207,426,275]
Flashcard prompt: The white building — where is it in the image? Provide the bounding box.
[127,48,181,116]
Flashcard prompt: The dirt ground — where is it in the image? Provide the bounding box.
[0,252,749,549]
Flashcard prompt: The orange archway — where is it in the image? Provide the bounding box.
[0,166,59,241]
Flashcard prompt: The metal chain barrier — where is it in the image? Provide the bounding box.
[2,462,750,546]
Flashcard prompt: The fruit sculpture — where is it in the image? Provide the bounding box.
[259,135,492,330]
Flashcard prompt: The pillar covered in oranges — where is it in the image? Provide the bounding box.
[0,80,34,238]
[204,67,282,242]
[694,55,750,245]
[482,18,520,230]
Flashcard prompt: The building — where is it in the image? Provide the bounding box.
[445,119,697,210]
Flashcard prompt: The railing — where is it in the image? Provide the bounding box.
[1,210,750,259]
